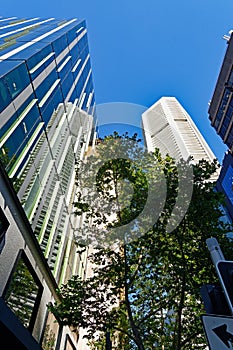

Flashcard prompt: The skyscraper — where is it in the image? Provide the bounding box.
[142,96,217,166]
[208,32,233,152]
[0,16,97,349]
[0,15,96,283]
[208,31,233,221]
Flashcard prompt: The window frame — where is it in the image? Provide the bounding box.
[2,249,43,332]
[0,206,10,253]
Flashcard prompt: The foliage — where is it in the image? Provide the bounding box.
[0,147,22,192]
[48,132,233,350]
[42,325,56,350]
[0,147,9,167]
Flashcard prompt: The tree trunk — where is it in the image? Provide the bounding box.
[123,244,145,350]
[176,224,186,350]
[176,277,185,350]
[113,166,145,350]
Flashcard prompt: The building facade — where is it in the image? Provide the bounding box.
[208,32,233,152]
[0,161,80,350]
[0,16,97,349]
[142,96,217,166]
[215,151,233,222]
[208,31,233,221]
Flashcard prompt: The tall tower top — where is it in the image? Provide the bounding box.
[142,96,217,165]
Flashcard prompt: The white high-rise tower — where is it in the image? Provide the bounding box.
[142,97,217,164]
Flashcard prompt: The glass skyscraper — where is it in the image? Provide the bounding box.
[0,16,97,285]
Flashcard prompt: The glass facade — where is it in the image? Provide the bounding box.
[216,152,233,222]
[213,82,233,150]
[0,17,97,285]
[208,35,233,153]
[222,165,233,205]
[208,34,233,222]
[3,250,43,331]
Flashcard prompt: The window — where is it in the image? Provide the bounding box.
[226,124,233,149]
[214,88,231,130]
[222,165,233,205]
[0,78,11,113]
[0,206,9,253]
[3,250,43,331]
[4,63,30,100]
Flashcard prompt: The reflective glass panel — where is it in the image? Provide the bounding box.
[4,62,30,100]
[4,252,42,330]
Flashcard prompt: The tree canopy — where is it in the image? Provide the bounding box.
[49,132,233,350]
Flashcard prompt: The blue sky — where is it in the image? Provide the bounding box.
[1,0,233,162]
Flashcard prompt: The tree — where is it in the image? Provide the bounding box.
[49,132,233,350]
